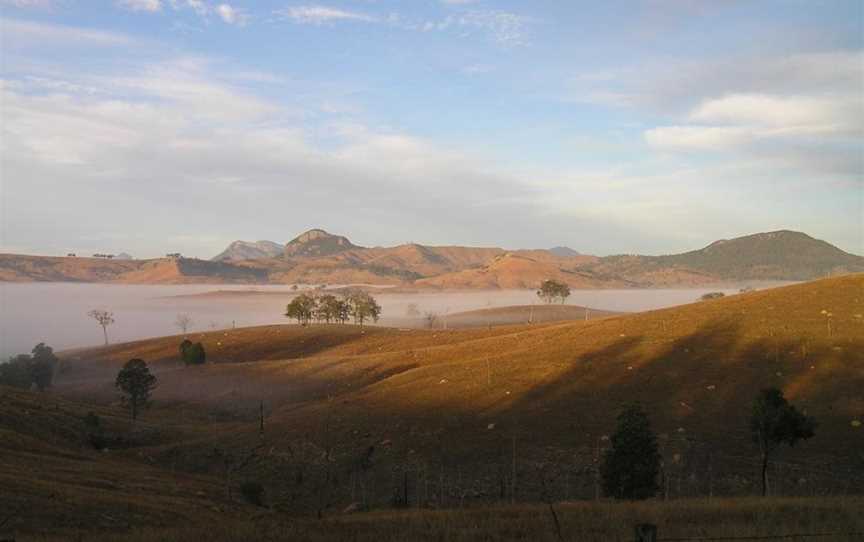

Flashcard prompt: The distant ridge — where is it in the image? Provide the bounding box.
[549,246,581,257]
[212,240,283,261]
[2,229,861,286]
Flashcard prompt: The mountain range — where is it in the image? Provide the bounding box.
[1,229,861,287]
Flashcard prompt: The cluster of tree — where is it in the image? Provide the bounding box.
[536,279,571,304]
[91,253,115,259]
[115,358,157,421]
[285,290,381,326]
[601,387,815,500]
[700,292,726,301]
[0,343,58,391]
[179,339,207,365]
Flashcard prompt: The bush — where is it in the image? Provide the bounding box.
[180,340,206,365]
[701,292,725,301]
[240,480,265,506]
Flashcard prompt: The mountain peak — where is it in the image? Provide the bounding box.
[284,228,358,258]
[212,240,283,261]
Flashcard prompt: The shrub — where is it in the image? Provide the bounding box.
[240,480,265,506]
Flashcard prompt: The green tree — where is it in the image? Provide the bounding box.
[750,387,816,496]
[180,340,206,365]
[315,294,342,323]
[285,293,317,325]
[345,291,381,326]
[601,403,661,500]
[536,280,571,304]
[29,342,58,391]
[0,354,33,389]
[115,358,157,421]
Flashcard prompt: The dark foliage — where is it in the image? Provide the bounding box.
[601,403,661,500]
[115,358,158,421]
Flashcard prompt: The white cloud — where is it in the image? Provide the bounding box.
[689,93,861,136]
[277,6,377,24]
[0,17,132,45]
[644,125,754,151]
[117,0,162,12]
[216,4,246,25]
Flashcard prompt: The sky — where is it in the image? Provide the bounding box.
[0,0,862,259]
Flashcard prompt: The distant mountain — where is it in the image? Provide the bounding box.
[212,240,283,261]
[283,229,359,258]
[656,231,864,279]
[3,229,861,286]
[594,230,864,283]
[549,246,581,257]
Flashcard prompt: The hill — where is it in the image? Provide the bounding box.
[212,240,283,261]
[3,274,863,537]
[45,275,864,513]
[3,229,861,286]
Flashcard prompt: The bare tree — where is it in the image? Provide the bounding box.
[174,313,193,335]
[423,311,439,329]
[88,309,115,346]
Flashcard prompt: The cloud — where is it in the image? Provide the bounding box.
[276,6,377,24]
[117,0,162,12]
[216,4,246,25]
[0,17,133,45]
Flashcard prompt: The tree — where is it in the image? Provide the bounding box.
[423,311,439,329]
[344,290,381,326]
[315,294,341,323]
[29,342,58,391]
[180,340,206,366]
[175,313,193,334]
[537,280,570,305]
[88,309,115,345]
[285,293,317,325]
[750,387,816,496]
[701,292,725,301]
[115,358,157,421]
[0,354,33,389]
[601,403,661,500]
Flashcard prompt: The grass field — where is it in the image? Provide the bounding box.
[2,274,862,539]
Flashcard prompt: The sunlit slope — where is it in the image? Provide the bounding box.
[59,276,863,464]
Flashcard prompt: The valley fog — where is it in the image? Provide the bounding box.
[0,282,755,358]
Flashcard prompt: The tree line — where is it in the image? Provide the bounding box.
[285,289,381,326]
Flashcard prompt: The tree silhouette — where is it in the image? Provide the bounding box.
[601,403,661,500]
[87,309,115,345]
[750,387,816,496]
[115,358,157,421]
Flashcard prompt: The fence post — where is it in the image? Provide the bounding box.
[634,523,657,542]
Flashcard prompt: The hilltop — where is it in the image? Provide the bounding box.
[2,229,861,286]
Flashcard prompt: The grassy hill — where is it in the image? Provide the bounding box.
[3,274,863,538]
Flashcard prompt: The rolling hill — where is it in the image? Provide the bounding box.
[2,274,863,538]
[2,229,861,286]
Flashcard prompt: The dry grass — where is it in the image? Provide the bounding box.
[29,498,864,542]
[3,275,862,539]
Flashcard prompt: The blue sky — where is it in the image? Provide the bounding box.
[0,0,861,258]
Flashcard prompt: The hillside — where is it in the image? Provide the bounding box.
[44,275,864,516]
[3,229,861,286]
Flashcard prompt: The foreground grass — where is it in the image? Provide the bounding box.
[32,497,864,542]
